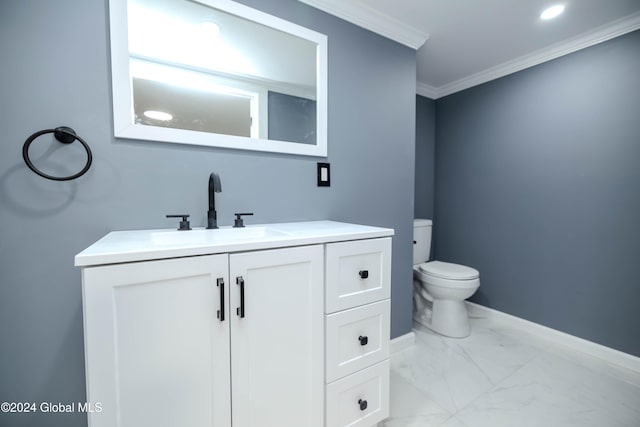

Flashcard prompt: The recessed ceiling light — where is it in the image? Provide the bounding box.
[144,110,173,121]
[540,4,565,20]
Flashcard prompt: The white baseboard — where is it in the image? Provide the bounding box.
[466,301,640,374]
[390,331,415,354]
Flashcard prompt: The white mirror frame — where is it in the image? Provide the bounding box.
[109,0,328,157]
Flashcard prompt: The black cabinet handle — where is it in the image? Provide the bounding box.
[358,399,368,411]
[217,277,224,322]
[358,335,368,346]
[217,278,225,322]
[359,270,369,279]
[236,276,245,318]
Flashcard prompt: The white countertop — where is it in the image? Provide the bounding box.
[75,220,394,267]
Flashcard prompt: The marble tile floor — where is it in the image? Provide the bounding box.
[379,314,640,427]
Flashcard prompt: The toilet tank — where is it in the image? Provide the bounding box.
[413,219,432,265]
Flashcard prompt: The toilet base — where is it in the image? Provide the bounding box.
[414,296,471,338]
[431,299,470,338]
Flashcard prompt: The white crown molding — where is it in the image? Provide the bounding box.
[416,82,438,100]
[298,0,429,49]
[431,11,640,99]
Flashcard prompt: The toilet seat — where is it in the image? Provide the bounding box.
[414,261,480,290]
[418,261,479,280]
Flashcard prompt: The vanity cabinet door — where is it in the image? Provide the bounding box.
[82,254,231,427]
[229,245,324,427]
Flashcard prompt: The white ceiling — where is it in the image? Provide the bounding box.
[298,0,640,98]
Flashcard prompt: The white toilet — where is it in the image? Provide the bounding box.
[413,219,480,338]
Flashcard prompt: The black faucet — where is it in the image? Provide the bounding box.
[206,172,222,229]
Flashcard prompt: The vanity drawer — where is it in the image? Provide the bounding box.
[326,360,390,427]
[326,300,390,382]
[325,238,391,313]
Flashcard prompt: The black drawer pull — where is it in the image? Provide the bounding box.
[359,270,369,279]
[358,335,368,346]
[358,399,368,411]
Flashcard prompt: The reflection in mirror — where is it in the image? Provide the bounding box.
[109,0,327,156]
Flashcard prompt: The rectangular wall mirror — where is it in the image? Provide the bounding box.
[109,0,328,156]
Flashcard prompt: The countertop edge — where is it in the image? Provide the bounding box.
[75,221,394,267]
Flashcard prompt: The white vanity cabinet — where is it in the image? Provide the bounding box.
[76,221,393,427]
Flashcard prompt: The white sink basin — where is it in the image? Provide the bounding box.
[150,226,289,246]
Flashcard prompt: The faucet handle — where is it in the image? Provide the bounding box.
[166,214,191,231]
[233,213,253,228]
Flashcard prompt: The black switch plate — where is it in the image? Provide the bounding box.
[317,162,330,187]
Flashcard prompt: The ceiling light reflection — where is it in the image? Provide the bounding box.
[540,5,565,20]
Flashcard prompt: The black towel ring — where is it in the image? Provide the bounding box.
[22,126,93,181]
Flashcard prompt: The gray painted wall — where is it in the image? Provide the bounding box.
[0,0,416,424]
[434,30,640,356]
[415,95,436,221]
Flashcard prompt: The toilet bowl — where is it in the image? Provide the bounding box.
[413,219,480,338]
[413,261,479,337]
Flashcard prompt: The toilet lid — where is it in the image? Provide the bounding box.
[418,261,479,280]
